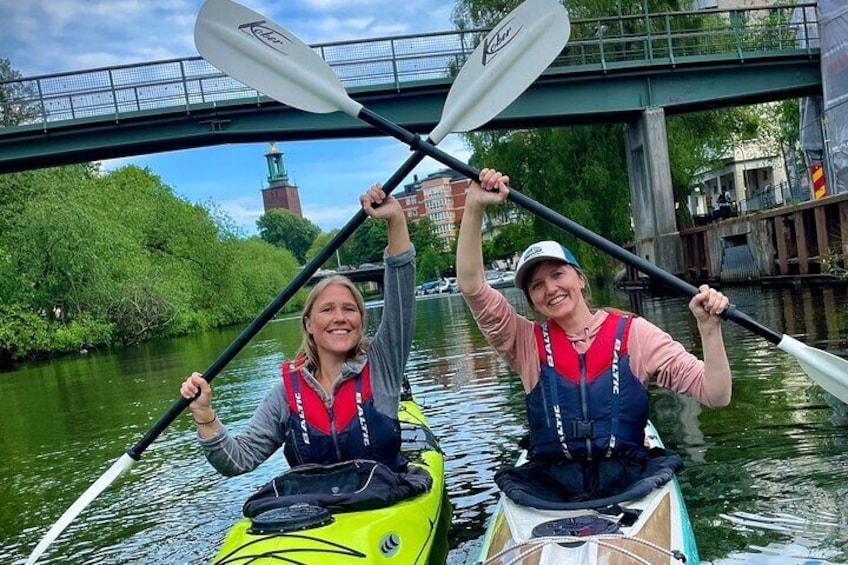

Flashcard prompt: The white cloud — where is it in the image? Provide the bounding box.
[1,0,456,75]
[217,196,265,233]
[302,202,361,231]
[0,0,202,75]
[302,0,382,9]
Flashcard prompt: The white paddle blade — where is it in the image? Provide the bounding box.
[26,454,136,565]
[194,0,362,117]
[431,0,570,141]
[778,335,848,404]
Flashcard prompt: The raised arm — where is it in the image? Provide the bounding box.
[456,168,509,295]
[360,183,410,254]
[361,184,415,388]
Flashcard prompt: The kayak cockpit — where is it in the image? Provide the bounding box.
[477,422,699,565]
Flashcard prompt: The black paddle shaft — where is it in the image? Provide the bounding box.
[127,141,434,460]
[356,108,784,346]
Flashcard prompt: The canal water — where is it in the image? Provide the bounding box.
[2,285,847,564]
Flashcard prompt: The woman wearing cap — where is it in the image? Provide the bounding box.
[456,168,731,502]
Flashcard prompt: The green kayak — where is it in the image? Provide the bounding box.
[212,399,446,564]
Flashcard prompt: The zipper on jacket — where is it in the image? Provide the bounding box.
[326,405,344,461]
[579,354,592,461]
[288,428,305,465]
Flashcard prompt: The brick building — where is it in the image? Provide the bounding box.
[395,169,472,246]
[261,142,303,218]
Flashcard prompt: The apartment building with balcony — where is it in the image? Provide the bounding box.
[396,169,471,246]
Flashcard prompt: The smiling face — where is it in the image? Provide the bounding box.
[526,260,588,322]
[304,283,364,362]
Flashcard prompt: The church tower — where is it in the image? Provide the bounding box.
[261,142,303,218]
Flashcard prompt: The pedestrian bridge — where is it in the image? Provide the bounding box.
[0,2,821,173]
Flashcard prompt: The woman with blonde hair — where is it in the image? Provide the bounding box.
[179,183,416,474]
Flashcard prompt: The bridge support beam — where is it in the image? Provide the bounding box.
[625,107,683,277]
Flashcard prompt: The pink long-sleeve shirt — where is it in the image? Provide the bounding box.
[464,283,722,407]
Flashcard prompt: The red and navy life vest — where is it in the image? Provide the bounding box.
[281,361,403,470]
[527,311,649,462]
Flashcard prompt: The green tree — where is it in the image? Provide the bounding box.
[0,58,38,127]
[418,248,449,282]
[490,218,536,261]
[409,216,444,254]
[454,0,771,275]
[305,230,356,269]
[759,100,802,191]
[667,107,761,228]
[219,236,304,322]
[0,163,98,233]
[0,164,302,359]
[257,209,321,263]
[341,220,388,267]
[466,126,632,278]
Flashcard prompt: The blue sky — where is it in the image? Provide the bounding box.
[0,0,471,234]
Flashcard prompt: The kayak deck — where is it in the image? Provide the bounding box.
[212,400,445,565]
[477,422,699,565]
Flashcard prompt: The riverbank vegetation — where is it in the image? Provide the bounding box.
[0,164,301,365]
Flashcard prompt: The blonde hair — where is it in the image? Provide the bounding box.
[299,275,369,374]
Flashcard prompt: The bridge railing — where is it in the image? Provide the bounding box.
[0,3,819,132]
[560,3,819,70]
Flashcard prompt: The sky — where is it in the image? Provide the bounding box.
[0,0,472,234]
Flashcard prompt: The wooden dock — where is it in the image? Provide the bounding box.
[621,193,848,287]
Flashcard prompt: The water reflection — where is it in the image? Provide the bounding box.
[1,286,847,564]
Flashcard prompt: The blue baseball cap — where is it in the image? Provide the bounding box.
[515,240,581,289]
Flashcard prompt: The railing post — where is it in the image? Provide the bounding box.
[390,38,400,91]
[731,10,744,62]
[108,69,119,122]
[179,60,191,113]
[459,31,469,72]
[36,79,47,130]
[665,14,675,66]
[645,8,653,61]
[642,4,654,61]
[599,21,607,72]
[802,6,812,56]
[617,0,625,39]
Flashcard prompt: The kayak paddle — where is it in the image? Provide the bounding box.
[193,0,848,406]
[23,1,571,563]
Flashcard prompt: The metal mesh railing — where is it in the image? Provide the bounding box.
[739,180,812,214]
[0,3,819,132]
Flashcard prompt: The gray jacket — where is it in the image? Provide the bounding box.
[198,245,416,476]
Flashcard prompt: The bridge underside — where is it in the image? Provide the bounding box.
[0,55,821,174]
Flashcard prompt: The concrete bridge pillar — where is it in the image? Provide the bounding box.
[625,107,683,276]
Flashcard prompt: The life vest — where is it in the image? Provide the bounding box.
[281,360,403,469]
[527,311,649,462]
